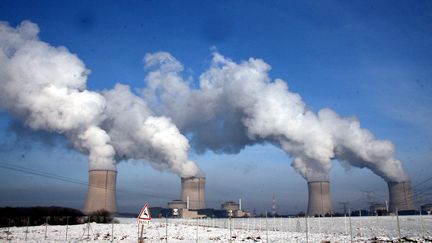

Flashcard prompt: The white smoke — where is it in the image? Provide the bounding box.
[0,20,115,171]
[318,109,408,182]
[101,84,201,177]
[0,21,201,177]
[143,51,408,182]
[0,20,407,182]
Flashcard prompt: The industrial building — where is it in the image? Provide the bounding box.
[421,204,432,214]
[369,203,387,215]
[167,199,206,219]
[163,177,208,219]
[221,201,249,218]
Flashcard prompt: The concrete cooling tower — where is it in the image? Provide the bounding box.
[388,181,415,213]
[181,176,206,210]
[83,170,117,214]
[307,181,332,216]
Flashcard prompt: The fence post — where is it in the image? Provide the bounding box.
[344,214,347,235]
[228,216,232,242]
[420,209,425,239]
[111,220,114,242]
[247,217,249,232]
[65,216,69,241]
[286,217,291,241]
[280,216,282,232]
[7,218,10,241]
[396,208,401,239]
[259,217,262,232]
[44,217,48,240]
[196,218,199,243]
[348,209,353,243]
[305,216,309,243]
[87,217,90,240]
[330,213,333,235]
[265,212,269,243]
[25,217,29,241]
[165,216,168,243]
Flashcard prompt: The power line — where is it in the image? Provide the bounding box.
[0,162,174,200]
[414,175,432,188]
[0,162,228,204]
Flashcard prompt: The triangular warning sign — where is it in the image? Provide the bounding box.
[138,203,151,221]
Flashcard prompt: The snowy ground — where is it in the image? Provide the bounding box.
[1,215,432,242]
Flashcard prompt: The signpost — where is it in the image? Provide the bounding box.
[173,208,179,217]
[137,203,152,243]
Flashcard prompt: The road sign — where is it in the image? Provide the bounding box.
[138,203,152,221]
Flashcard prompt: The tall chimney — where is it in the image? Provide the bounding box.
[307,181,332,216]
[84,170,117,214]
[388,181,415,213]
[181,176,206,210]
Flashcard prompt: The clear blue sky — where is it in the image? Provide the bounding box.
[0,0,431,214]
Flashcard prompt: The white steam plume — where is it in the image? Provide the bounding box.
[0,20,115,171]
[143,51,408,182]
[0,21,201,177]
[101,84,201,177]
[319,109,408,182]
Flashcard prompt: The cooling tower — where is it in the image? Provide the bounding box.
[181,176,206,210]
[388,181,415,213]
[307,181,332,216]
[83,170,117,214]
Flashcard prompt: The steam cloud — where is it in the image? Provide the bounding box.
[143,52,408,182]
[0,21,200,177]
[0,20,408,182]
[0,20,115,170]
[101,84,201,177]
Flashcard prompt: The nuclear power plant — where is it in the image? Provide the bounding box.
[387,181,415,213]
[83,170,117,214]
[181,176,206,210]
[79,170,421,217]
[307,181,332,216]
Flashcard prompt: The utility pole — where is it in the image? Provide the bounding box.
[363,190,376,211]
[340,202,349,215]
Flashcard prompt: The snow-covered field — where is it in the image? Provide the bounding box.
[1,215,432,242]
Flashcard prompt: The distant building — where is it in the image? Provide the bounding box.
[167,200,206,219]
[369,203,387,215]
[221,201,240,211]
[421,204,432,214]
[221,201,250,218]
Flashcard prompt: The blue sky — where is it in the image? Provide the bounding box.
[0,0,431,214]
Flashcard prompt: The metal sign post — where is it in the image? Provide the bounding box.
[137,203,152,243]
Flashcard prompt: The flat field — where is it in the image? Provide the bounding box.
[1,215,432,242]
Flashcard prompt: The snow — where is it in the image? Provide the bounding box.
[2,215,432,242]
